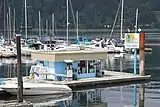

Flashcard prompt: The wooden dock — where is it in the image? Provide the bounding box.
[55,71,151,89]
[0,71,151,91]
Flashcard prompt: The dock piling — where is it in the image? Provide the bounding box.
[139,32,145,107]
[139,32,145,76]
[16,34,23,102]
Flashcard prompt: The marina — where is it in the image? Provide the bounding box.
[0,30,153,107]
[0,0,159,106]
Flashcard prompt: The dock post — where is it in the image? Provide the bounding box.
[139,84,145,107]
[139,32,145,107]
[16,34,23,102]
[139,32,145,76]
[133,48,137,106]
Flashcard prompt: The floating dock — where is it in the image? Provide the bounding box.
[27,70,151,89]
[60,71,151,89]
[0,71,151,90]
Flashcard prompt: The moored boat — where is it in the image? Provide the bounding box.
[0,79,71,96]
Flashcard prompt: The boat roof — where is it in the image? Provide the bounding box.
[31,49,108,62]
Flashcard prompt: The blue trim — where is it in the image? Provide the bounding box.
[134,49,137,75]
[54,62,67,81]
[133,49,137,106]
[76,73,96,79]
[133,85,137,106]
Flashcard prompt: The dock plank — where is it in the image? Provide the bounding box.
[60,71,151,88]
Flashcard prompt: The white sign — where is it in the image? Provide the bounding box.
[124,33,139,49]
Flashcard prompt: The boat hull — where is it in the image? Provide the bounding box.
[3,87,71,96]
[0,80,71,96]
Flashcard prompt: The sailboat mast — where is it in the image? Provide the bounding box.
[52,13,54,38]
[3,0,6,38]
[66,0,69,45]
[135,9,138,33]
[45,20,48,36]
[13,9,16,34]
[120,0,124,40]
[8,6,11,40]
[7,13,9,40]
[76,11,79,41]
[51,13,55,46]
[38,11,41,39]
[24,0,27,39]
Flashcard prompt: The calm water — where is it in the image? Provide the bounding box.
[0,46,160,107]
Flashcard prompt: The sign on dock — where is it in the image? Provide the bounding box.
[124,33,140,49]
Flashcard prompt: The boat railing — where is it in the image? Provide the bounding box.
[29,65,68,81]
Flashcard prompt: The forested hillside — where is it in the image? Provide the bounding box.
[1,0,160,32]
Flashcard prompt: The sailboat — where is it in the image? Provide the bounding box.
[21,5,49,55]
[109,0,125,53]
[88,0,125,53]
[0,7,17,58]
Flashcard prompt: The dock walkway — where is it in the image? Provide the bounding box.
[61,71,151,88]
[0,71,151,90]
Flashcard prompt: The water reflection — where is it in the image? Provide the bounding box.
[21,85,144,107]
[139,84,145,107]
[105,53,140,71]
[71,89,107,107]
[26,93,72,107]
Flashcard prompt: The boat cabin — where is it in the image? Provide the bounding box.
[31,50,107,81]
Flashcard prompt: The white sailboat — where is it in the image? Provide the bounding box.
[111,0,125,53]
[103,0,125,53]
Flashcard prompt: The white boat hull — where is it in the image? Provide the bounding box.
[0,80,71,96]
[4,87,70,96]
[0,51,16,57]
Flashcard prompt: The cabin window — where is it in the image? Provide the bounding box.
[78,60,96,74]
[88,60,96,73]
[79,61,87,74]
[66,63,73,78]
